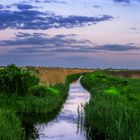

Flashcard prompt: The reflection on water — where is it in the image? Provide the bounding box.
[35,79,90,140]
[21,79,90,140]
[21,111,60,140]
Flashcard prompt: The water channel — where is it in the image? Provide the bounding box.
[35,78,90,140]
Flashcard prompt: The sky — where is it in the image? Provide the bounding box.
[0,0,140,68]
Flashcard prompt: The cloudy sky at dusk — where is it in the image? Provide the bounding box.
[0,0,140,68]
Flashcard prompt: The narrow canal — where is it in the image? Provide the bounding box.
[36,78,90,140]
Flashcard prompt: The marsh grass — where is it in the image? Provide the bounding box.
[32,67,94,85]
[0,109,22,140]
[105,70,140,79]
[0,84,69,139]
[81,72,140,140]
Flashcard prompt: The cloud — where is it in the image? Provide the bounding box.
[0,4,4,9]
[94,44,139,51]
[93,5,101,8]
[32,0,67,4]
[0,7,113,30]
[0,32,94,56]
[130,27,138,30]
[0,33,139,57]
[113,0,130,3]
[15,32,33,38]
[0,32,92,47]
[15,4,37,10]
[15,32,47,38]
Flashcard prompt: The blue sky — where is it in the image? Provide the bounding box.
[0,0,140,68]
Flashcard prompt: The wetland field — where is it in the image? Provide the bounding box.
[0,65,140,140]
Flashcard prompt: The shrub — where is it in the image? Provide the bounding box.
[30,85,59,97]
[29,86,48,97]
[0,64,39,96]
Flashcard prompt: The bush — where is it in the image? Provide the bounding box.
[0,64,39,96]
[29,85,60,97]
[29,86,48,97]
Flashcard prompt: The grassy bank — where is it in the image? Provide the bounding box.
[0,84,68,114]
[0,65,71,139]
[81,72,140,140]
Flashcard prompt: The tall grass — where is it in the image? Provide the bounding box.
[105,70,140,79]
[31,67,94,85]
[81,72,140,140]
[0,84,69,139]
[0,109,22,140]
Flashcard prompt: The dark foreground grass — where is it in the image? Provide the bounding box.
[81,72,140,140]
[0,109,22,140]
[0,65,71,139]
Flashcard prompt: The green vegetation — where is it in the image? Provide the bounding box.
[0,109,22,140]
[2,65,139,140]
[0,64,69,139]
[0,64,39,96]
[65,72,87,84]
[81,72,140,140]
[104,87,118,95]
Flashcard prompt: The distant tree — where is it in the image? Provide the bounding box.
[0,64,39,96]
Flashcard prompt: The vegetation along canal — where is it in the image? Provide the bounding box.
[35,78,90,140]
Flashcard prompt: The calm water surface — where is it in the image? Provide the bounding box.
[36,79,90,140]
